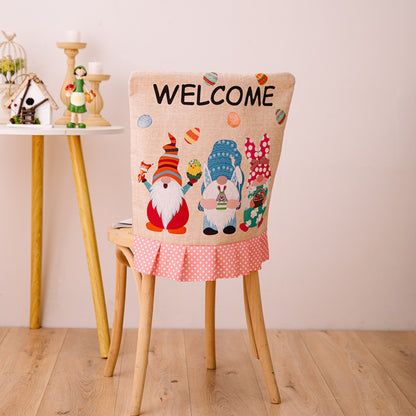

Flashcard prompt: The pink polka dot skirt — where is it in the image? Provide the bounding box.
[133,231,269,282]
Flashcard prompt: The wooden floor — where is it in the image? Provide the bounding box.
[0,328,415,416]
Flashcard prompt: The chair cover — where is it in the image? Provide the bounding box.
[129,71,295,281]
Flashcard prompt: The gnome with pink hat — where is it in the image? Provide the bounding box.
[239,134,271,232]
[139,133,199,234]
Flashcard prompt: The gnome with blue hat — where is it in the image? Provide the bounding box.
[199,140,244,235]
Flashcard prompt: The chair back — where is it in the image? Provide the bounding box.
[129,71,295,281]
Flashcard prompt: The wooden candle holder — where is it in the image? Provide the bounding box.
[55,42,86,125]
[84,74,111,126]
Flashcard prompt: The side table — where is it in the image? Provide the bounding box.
[0,125,124,358]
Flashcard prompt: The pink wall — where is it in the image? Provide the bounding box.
[0,0,415,329]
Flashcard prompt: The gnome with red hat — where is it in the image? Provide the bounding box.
[139,133,199,234]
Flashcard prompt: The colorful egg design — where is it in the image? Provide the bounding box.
[203,72,218,86]
[275,109,286,125]
[137,114,152,128]
[227,112,240,128]
[184,127,200,144]
[256,73,268,85]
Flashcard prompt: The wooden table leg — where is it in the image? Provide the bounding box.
[68,134,110,358]
[30,135,44,329]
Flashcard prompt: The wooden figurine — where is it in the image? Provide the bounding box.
[65,65,95,128]
[5,73,58,126]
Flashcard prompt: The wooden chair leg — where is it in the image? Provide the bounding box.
[116,246,143,302]
[205,281,216,370]
[104,247,128,377]
[243,276,259,359]
[130,274,156,416]
[244,271,281,404]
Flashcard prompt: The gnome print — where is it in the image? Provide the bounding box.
[139,133,200,234]
[199,140,244,235]
[240,134,271,231]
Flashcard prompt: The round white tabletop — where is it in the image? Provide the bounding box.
[0,125,124,136]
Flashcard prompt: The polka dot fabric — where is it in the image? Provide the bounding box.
[245,134,271,185]
[133,232,269,282]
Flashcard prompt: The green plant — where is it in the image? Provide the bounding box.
[0,56,25,83]
[10,115,21,124]
[9,115,39,125]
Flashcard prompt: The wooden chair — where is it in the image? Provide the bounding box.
[104,71,295,415]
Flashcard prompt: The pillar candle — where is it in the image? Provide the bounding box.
[88,61,104,74]
[65,30,81,42]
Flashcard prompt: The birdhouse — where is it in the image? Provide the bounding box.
[5,73,58,126]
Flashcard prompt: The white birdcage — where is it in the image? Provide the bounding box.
[0,31,27,123]
[0,31,27,84]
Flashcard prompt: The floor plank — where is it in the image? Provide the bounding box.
[0,327,9,345]
[36,328,119,416]
[1,328,415,416]
[245,330,344,416]
[358,331,416,408]
[112,328,133,416]
[0,328,67,416]
[302,330,416,416]
[184,329,268,416]
[115,329,191,416]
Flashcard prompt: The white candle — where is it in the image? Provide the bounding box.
[65,30,81,42]
[88,61,104,74]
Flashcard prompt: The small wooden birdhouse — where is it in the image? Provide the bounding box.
[6,73,58,126]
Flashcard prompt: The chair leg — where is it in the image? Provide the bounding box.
[243,276,259,359]
[244,271,281,404]
[104,247,128,377]
[205,281,216,370]
[130,274,156,416]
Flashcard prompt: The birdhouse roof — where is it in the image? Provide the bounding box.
[6,73,59,110]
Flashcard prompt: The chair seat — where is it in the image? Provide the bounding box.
[107,226,133,248]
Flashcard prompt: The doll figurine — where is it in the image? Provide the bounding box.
[65,65,95,128]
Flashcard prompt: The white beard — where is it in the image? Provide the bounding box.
[203,179,239,230]
[150,180,184,228]
[205,207,236,230]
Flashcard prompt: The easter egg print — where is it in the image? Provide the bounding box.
[184,127,200,144]
[203,72,218,86]
[255,73,268,85]
[137,114,152,128]
[275,109,286,125]
[227,112,240,128]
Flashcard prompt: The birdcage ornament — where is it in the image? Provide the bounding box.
[0,31,26,84]
[0,31,27,123]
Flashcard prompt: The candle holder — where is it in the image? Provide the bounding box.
[84,74,111,126]
[55,41,86,125]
